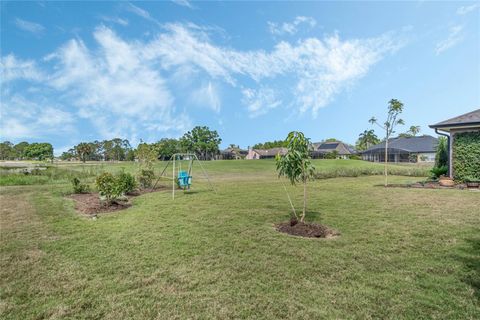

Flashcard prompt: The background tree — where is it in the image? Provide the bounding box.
[155,138,180,160]
[24,143,53,161]
[76,143,94,163]
[399,125,421,138]
[13,141,29,159]
[0,141,14,160]
[252,140,287,149]
[180,126,221,160]
[275,131,316,223]
[369,99,405,187]
[355,130,380,151]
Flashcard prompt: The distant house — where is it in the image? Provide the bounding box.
[362,135,438,163]
[246,147,287,160]
[219,147,248,160]
[429,109,480,179]
[311,141,354,159]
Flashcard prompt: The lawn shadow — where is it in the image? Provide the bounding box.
[456,236,480,300]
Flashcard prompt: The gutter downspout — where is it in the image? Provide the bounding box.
[435,128,451,178]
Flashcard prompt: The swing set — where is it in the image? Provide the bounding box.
[152,153,215,199]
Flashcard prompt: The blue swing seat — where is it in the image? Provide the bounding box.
[177,170,192,189]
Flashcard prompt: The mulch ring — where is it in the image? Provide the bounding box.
[67,187,166,216]
[276,220,339,239]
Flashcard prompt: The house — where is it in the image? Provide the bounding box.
[219,147,248,160]
[429,109,480,179]
[361,135,438,163]
[246,147,287,160]
[311,141,354,159]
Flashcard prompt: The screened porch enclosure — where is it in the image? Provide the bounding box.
[361,148,413,163]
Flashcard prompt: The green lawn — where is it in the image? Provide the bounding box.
[1,160,479,319]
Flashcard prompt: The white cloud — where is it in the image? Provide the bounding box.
[268,16,316,36]
[0,94,74,140]
[171,0,194,9]
[1,23,403,141]
[46,26,186,141]
[191,82,221,112]
[100,16,129,26]
[457,4,480,15]
[14,18,45,35]
[124,2,160,25]
[0,54,43,82]
[435,25,464,55]
[242,87,282,118]
[145,23,401,116]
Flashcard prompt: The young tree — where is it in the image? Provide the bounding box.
[275,131,316,223]
[369,99,405,187]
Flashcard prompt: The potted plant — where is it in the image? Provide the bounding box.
[438,175,455,187]
[465,176,480,188]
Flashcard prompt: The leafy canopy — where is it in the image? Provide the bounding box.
[276,131,315,185]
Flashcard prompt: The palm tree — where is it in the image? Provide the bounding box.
[408,125,421,136]
[357,129,380,151]
[75,143,93,163]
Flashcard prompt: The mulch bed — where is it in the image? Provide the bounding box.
[384,182,474,190]
[276,220,339,239]
[67,187,165,216]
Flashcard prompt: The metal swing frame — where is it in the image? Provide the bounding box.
[152,153,215,199]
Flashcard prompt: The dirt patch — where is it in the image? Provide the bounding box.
[67,193,131,215]
[276,220,339,239]
[67,187,166,216]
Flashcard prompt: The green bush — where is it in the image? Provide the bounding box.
[116,171,137,194]
[95,172,137,203]
[453,132,480,181]
[96,173,121,203]
[138,169,155,189]
[430,166,448,179]
[71,177,90,193]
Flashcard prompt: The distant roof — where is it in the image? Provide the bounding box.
[312,141,353,155]
[363,135,438,154]
[253,147,288,156]
[429,109,480,131]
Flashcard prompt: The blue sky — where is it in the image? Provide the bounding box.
[1,1,479,154]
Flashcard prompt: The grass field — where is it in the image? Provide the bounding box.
[1,160,479,319]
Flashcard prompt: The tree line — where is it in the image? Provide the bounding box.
[0,141,54,161]
[61,126,222,162]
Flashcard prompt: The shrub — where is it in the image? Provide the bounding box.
[138,169,155,189]
[430,166,448,179]
[71,177,90,193]
[96,172,137,203]
[435,136,448,168]
[96,173,120,203]
[116,171,137,194]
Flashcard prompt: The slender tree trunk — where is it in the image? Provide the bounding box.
[302,179,307,222]
[384,138,388,187]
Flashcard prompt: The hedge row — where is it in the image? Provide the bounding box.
[453,131,480,181]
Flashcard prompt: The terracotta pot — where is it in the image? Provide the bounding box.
[439,177,455,187]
